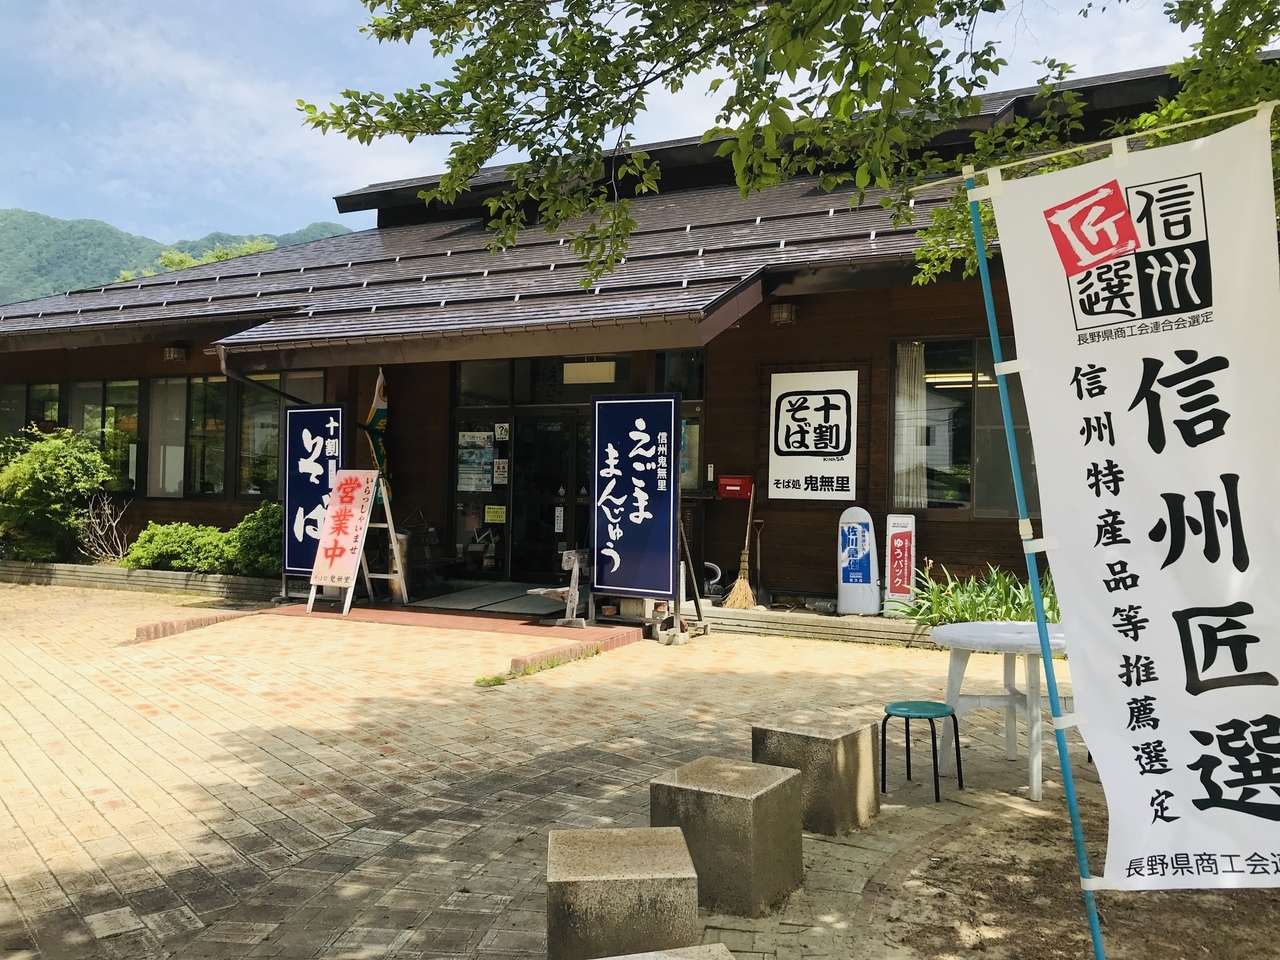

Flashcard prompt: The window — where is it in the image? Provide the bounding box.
[148,378,187,497]
[239,371,325,497]
[103,382,140,492]
[69,381,104,436]
[239,376,281,497]
[186,377,228,496]
[456,360,510,407]
[974,340,1039,518]
[893,339,1039,517]
[0,384,24,435]
[61,381,141,491]
[27,384,59,427]
[5,371,323,500]
[657,349,705,400]
[514,355,630,404]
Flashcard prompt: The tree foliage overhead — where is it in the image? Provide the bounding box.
[302,0,1279,282]
[303,0,1006,273]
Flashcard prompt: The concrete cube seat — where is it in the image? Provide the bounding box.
[752,712,880,835]
[650,756,802,917]
[546,827,699,960]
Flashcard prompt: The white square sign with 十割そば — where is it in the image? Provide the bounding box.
[768,370,858,500]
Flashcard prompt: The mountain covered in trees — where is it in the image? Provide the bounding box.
[0,210,351,305]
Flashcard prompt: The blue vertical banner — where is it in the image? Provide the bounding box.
[591,395,681,599]
[283,405,343,576]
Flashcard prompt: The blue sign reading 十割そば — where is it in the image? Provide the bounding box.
[283,405,344,576]
[591,395,681,599]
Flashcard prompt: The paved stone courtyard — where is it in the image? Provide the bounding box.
[0,583,1089,959]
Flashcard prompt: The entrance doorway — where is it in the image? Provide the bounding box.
[509,416,591,582]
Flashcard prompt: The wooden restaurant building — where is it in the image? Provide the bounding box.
[0,65,1190,596]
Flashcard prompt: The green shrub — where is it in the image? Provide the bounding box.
[227,502,283,578]
[0,428,111,562]
[890,560,1060,626]
[121,501,282,577]
[122,521,232,574]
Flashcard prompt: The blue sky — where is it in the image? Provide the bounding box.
[0,0,1198,242]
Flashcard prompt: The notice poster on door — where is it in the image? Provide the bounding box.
[457,431,494,492]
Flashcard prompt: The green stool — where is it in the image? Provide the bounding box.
[881,701,963,802]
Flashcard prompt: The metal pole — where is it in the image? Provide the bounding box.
[965,169,1107,960]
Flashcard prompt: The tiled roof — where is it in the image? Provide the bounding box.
[0,177,952,354]
[334,57,1210,208]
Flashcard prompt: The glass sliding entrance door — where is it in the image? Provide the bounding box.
[509,416,590,581]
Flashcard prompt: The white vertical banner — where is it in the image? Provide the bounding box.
[990,106,1280,889]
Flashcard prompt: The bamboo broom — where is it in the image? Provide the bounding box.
[720,482,757,609]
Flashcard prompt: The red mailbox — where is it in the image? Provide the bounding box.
[717,475,754,499]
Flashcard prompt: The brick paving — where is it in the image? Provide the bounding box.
[0,582,1090,959]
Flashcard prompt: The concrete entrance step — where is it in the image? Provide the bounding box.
[707,606,932,646]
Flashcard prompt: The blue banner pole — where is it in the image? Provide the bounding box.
[964,167,1107,960]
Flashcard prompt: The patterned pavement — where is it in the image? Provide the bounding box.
[0,583,1088,959]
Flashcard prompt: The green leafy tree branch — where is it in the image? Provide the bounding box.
[299,0,1279,283]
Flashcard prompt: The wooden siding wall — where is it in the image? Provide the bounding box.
[701,279,1028,595]
[0,340,224,382]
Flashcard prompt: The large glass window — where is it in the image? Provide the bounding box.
[239,375,282,497]
[69,381,104,437]
[514,355,631,405]
[148,378,187,497]
[239,371,325,498]
[894,341,973,509]
[894,339,1039,516]
[27,384,59,428]
[456,360,510,407]
[974,340,1040,518]
[6,371,321,500]
[103,381,139,492]
[0,384,25,435]
[657,349,705,400]
[187,377,227,495]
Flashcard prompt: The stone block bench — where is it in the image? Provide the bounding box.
[650,756,802,917]
[546,827,699,960]
[752,712,880,835]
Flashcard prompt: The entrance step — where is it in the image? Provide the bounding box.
[708,606,933,645]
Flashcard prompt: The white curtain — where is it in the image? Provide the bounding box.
[894,342,928,508]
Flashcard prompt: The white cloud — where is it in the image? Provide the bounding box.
[0,0,1201,241]
[13,2,440,238]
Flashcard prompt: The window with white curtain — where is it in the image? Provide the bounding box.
[893,339,1039,517]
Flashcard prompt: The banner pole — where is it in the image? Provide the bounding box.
[965,170,1107,960]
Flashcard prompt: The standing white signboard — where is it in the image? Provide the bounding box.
[309,469,380,590]
[768,370,858,500]
[991,107,1280,889]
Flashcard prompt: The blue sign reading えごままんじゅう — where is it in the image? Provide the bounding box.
[591,395,680,599]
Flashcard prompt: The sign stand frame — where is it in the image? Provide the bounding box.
[965,166,1107,960]
[306,475,407,617]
